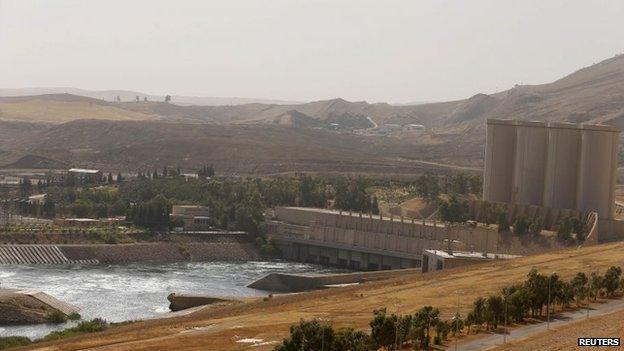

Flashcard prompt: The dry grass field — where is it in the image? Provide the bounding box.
[18,241,624,351]
[492,308,624,351]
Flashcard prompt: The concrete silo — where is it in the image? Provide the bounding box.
[512,121,548,205]
[576,124,620,219]
[483,119,517,203]
[542,122,582,210]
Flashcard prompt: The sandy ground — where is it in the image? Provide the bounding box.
[492,308,624,351]
[16,241,624,351]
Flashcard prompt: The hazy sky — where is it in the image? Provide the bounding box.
[1,0,623,103]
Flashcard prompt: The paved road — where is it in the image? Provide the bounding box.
[453,298,624,351]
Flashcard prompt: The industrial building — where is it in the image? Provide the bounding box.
[170,205,211,231]
[484,119,620,219]
[68,168,103,184]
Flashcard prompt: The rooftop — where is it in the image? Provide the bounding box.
[68,168,100,174]
[423,249,521,260]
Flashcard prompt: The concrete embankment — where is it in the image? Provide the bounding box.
[0,242,260,264]
[59,242,261,263]
[248,268,420,292]
[167,293,240,311]
[0,288,79,325]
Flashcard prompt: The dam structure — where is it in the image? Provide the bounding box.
[483,119,624,241]
[484,119,620,219]
[267,207,562,271]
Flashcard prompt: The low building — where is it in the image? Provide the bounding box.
[28,194,47,205]
[171,205,211,231]
[68,168,102,184]
[421,249,520,273]
[53,217,125,227]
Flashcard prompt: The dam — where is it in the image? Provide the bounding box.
[266,207,562,271]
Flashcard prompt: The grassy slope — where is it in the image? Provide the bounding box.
[21,241,624,351]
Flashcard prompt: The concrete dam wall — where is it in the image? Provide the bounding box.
[0,245,98,264]
[0,242,261,265]
[268,207,565,271]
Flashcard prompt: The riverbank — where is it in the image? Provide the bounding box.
[0,260,341,340]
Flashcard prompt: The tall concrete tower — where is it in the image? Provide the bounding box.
[543,122,582,210]
[576,124,620,219]
[483,119,516,203]
[512,121,548,206]
[483,119,620,220]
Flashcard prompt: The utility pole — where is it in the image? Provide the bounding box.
[455,292,460,351]
[504,294,508,344]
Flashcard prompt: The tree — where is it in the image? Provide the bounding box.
[165,95,171,103]
[369,309,396,350]
[512,215,529,235]
[557,217,574,242]
[438,195,468,223]
[528,217,543,235]
[107,173,114,184]
[332,328,373,351]
[589,272,604,301]
[604,266,622,296]
[496,211,510,232]
[117,172,123,183]
[485,295,504,330]
[412,306,439,349]
[371,196,380,215]
[571,272,588,307]
[274,319,334,351]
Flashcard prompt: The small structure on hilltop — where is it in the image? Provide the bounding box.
[170,205,211,231]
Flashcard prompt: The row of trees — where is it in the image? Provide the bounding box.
[411,173,482,202]
[275,266,624,351]
[20,174,380,233]
[465,266,623,333]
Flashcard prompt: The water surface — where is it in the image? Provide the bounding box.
[0,261,340,339]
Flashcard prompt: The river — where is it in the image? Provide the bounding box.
[0,261,340,339]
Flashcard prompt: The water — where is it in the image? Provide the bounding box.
[0,261,340,339]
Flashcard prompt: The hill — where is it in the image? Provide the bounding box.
[0,94,156,123]
[0,88,301,106]
[3,54,624,171]
[9,119,477,174]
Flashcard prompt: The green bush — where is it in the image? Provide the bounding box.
[68,312,81,321]
[42,318,109,341]
[512,215,529,235]
[496,211,510,232]
[45,310,68,324]
[528,217,543,234]
[0,336,32,350]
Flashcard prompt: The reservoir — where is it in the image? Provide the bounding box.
[0,261,339,339]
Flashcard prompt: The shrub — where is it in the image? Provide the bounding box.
[557,217,573,242]
[45,310,68,324]
[42,318,109,341]
[528,217,543,234]
[496,211,510,232]
[0,336,31,350]
[68,312,81,321]
[512,215,529,235]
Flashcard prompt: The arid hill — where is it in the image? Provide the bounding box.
[2,54,624,172]
[0,94,156,123]
[5,119,478,174]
